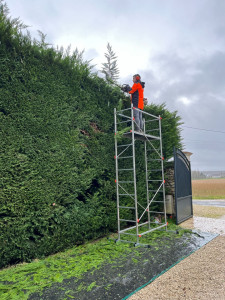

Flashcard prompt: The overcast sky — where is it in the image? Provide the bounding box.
[6,0,225,171]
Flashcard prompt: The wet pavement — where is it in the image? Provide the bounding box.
[180,216,225,235]
[193,200,225,207]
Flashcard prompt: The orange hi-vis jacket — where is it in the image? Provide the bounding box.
[129,81,145,110]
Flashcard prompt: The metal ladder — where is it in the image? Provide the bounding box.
[114,104,167,245]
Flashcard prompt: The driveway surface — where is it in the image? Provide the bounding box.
[193,199,225,207]
[129,235,225,300]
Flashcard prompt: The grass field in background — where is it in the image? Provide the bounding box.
[192,178,225,199]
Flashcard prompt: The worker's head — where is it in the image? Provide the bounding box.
[133,74,141,83]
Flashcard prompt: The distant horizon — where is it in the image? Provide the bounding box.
[192,170,225,173]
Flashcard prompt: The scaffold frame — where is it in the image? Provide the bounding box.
[114,104,167,245]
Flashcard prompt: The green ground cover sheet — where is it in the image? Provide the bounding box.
[0,227,217,300]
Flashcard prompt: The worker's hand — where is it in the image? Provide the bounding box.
[121,84,131,93]
[144,98,148,105]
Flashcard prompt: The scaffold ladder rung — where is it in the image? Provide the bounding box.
[118,181,133,183]
[118,168,134,171]
[148,180,162,182]
[118,156,133,159]
[149,222,165,225]
[117,143,132,148]
[148,190,163,193]
[119,206,135,209]
[151,200,164,203]
[146,128,160,132]
[144,118,159,123]
[149,211,165,214]
[119,219,136,223]
[118,194,135,196]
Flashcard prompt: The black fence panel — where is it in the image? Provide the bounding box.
[174,148,193,224]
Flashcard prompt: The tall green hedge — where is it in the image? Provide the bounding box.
[0,1,182,269]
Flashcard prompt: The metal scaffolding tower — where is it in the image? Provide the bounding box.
[114,105,167,245]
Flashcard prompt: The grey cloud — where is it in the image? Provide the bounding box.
[136,50,225,170]
[143,50,225,104]
[196,52,225,93]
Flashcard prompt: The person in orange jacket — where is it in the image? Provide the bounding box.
[128,74,145,131]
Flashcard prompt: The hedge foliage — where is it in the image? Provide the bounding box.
[0,1,182,269]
